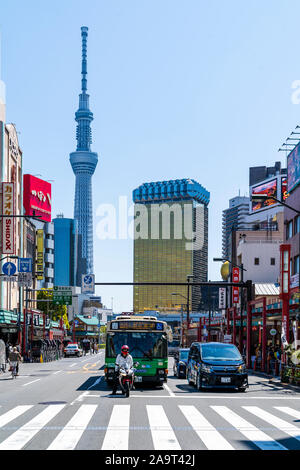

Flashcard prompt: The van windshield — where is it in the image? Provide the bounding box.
[201,344,242,361]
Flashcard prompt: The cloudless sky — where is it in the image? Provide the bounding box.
[1,0,300,311]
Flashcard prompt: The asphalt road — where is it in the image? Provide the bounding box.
[0,353,300,450]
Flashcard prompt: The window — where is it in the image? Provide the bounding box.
[254,258,260,265]
[287,220,293,239]
[271,258,275,266]
[295,216,300,235]
[295,256,300,275]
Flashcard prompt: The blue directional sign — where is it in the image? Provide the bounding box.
[2,262,17,276]
[82,274,95,294]
[18,258,33,273]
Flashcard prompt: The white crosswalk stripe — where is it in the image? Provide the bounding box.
[147,405,181,450]
[48,405,97,450]
[243,406,300,443]
[274,407,300,421]
[101,405,130,450]
[179,405,234,450]
[0,403,299,450]
[212,406,287,450]
[0,405,65,450]
[0,406,33,429]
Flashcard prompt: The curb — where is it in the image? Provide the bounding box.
[249,371,300,392]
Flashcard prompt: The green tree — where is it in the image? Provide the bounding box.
[37,289,70,328]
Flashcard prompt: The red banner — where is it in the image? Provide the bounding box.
[232,267,240,304]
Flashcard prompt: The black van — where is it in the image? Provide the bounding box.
[187,342,248,392]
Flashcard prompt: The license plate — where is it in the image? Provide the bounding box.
[221,377,231,383]
[135,376,142,382]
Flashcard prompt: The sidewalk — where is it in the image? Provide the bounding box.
[249,370,300,393]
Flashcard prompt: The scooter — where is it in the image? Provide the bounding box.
[117,362,139,398]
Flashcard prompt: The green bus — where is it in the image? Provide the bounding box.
[105,316,172,386]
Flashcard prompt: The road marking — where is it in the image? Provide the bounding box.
[87,376,103,390]
[22,379,41,387]
[163,383,175,397]
[129,395,300,400]
[275,407,300,420]
[0,405,65,450]
[70,391,90,405]
[102,405,130,450]
[0,406,33,428]
[53,371,62,375]
[48,405,97,450]
[69,363,77,368]
[179,405,233,450]
[212,406,286,450]
[243,406,300,442]
[147,405,181,450]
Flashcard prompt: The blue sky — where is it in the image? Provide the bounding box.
[1,1,300,311]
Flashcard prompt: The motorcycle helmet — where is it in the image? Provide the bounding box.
[121,345,129,356]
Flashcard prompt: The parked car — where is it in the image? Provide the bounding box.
[173,348,189,378]
[187,342,248,392]
[64,343,83,358]
[168,339,180,356]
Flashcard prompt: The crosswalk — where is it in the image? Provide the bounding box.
[0,403,299,450]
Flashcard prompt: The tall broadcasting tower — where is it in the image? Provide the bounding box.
[70,27,98,279]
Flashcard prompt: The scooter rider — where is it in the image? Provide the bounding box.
[112,345,133,394]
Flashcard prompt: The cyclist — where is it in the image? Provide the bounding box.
[8,347,22,376]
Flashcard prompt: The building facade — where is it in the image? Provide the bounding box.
[53,216,78,287]
[222,196,249,260]
[285,143,300,295]
[133,179,210,313]
[69,27,98,280]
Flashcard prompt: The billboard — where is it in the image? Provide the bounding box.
[251,178,277,212]
[23,175,52,222]
[2,182,15,254]
[287,143,300,193]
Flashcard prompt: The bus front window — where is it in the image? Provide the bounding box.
[106,332,167,359]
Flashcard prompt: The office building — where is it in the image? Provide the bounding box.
[53,216,78,287]
[133,179,210,312]
[222,196,249,260]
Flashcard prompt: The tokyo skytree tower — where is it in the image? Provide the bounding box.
[70,27,98,278]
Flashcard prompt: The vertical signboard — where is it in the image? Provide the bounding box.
[280,244,291,346]
[2,182,15,254]
[232,267,240,305]
[219,287,226,309]
[36,229,44,280]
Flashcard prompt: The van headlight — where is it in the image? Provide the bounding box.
[201,364,212,373]
[237,365,246,374]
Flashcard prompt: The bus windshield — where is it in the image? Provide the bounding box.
[106,332,167,359]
